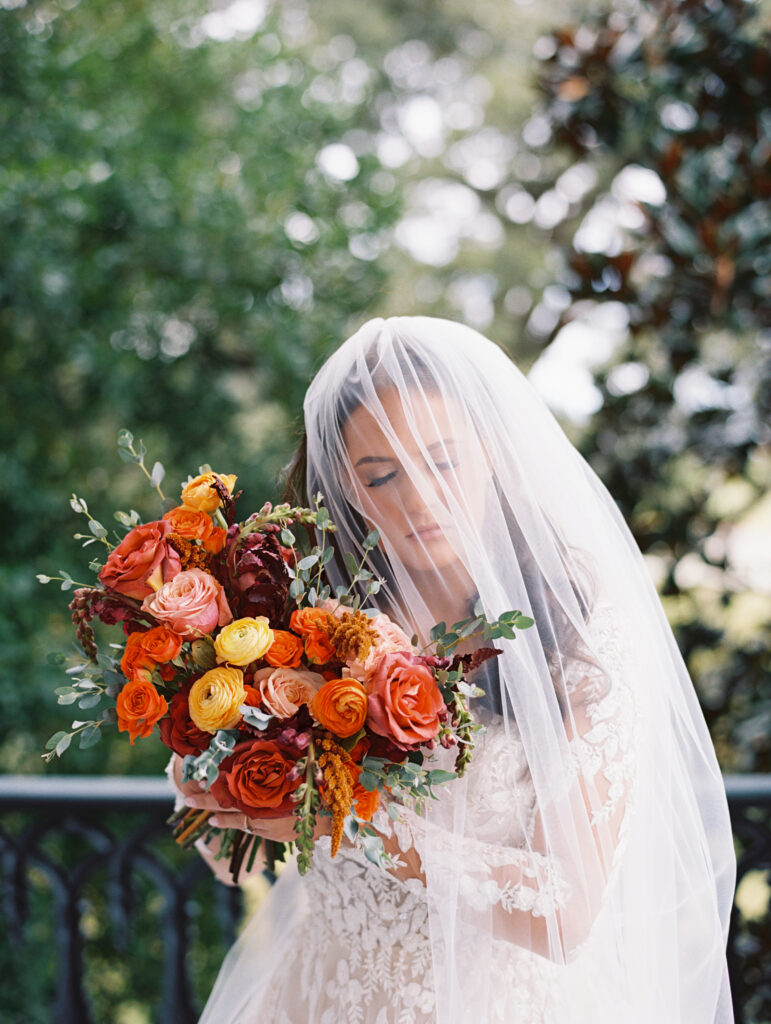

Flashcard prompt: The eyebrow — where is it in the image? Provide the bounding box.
[354,438,456,469]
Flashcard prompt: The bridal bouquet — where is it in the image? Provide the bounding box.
[40,431,533,880]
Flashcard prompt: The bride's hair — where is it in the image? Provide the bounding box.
[282,342,608,713]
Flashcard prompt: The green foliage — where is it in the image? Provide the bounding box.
[0,0,401,781]
[530,0,771,776]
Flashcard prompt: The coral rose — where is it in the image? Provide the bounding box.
[181,472,237,513]
[116,679,168,744]
[253,666,324,718]
[163,505,227,553]
[141,568,232,640]
[350,763,380,821]
[366,651,444,748]
[120,632,156,684]
[158,681,211,756]
[311,677,368,738]
[135,625,183,663]
[99,520,181,600]
[211,739,301,818]
[188,666,246,733]
[265,630,304,669]
[214,617,274,666]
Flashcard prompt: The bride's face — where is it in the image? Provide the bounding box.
[342,386,490,574]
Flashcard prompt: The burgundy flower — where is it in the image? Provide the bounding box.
[226,527,290,621]
[158,680,210,757]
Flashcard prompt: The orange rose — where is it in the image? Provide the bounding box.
[99,520,181,600]
[350,763,380,821]
[120,632,156,683]
[311,677,368,738]
[265,630,304,669]
[136,625,183,664]
[210,739,301,818]
[162,506,226,554]
[116,679,168,745]
[289,608,336,665]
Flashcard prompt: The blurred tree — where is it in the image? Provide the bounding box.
[0,0,401,777]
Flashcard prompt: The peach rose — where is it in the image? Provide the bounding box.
[116,679,168,744]
[366,650,444,748]
[141,568,232,640]
[346,613,417,683]
[253,666,324,718]
[188,666,246,733]
[311,677,368,738]
[265,630,304,669]
[181,472,237,513]
[162,505,227,553]
[99,520,181,600]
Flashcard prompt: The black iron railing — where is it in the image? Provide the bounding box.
[1,775,769,1024]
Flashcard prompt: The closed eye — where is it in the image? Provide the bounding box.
[366,470,398,488]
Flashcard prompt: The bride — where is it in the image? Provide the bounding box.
[169,316,736,1023]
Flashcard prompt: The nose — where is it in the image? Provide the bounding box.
[398,461,442,521]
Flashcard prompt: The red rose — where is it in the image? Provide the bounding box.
[99,520,181,600]
[158,681,211,757]
[210,739,301,819]
[366,650,444,748]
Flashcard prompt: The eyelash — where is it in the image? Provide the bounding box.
[365,461,456,488]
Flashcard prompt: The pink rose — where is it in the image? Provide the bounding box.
[141,568,232,640]
[99,520,181,600]
[346,613,417,683]
[252,666,325,718]
[367,650,444,748]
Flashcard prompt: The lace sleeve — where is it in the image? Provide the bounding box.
[371,599,640,962]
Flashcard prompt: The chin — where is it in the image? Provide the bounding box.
[395,539,460,574]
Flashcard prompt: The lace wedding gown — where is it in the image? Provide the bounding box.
[198,599,640,1024]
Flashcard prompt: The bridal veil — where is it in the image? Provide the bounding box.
[198,315,735,1024]
[300,315,736,1023]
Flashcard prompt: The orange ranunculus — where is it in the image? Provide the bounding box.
[116,679,168,745]
[162,506,227,554]
[265,630,304,669]
[350,763,380,821]
[180,472,237,513]
[311,677,368,738]
[120,632,157,684]
[135,625,183,664]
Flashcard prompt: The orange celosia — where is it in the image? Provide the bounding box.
[116,679,168,744]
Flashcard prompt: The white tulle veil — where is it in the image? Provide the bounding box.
[199,314,736,1024]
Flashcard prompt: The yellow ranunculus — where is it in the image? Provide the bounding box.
[181,472,238,513]
[214,617,274,667]
[188,666,246,733]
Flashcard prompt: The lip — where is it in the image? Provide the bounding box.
[407,524,445,542]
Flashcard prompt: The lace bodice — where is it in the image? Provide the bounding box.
[251,598,640,1024]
